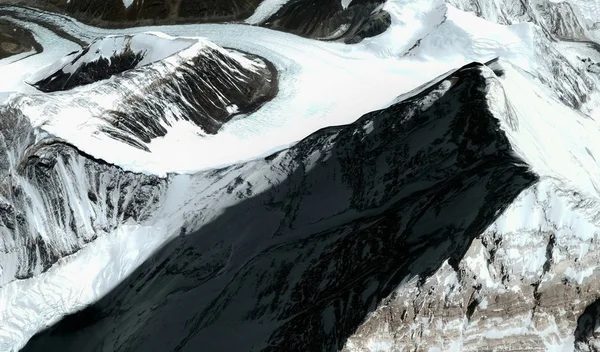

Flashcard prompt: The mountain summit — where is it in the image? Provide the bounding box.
[1,1,600,351]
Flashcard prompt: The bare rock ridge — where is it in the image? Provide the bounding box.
[260,0,390,43]
[0,32,276,287]
[0,104,168,287]
[448,0,589,40]
[343,176,600,351]
[28,34,199,92]
[1,0,391,42]
[6,0,264,24]
[576,297,600,351]
[26,33,278,150]
[20,61,537,352]
[0,18,40,59]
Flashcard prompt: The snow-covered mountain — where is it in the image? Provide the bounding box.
[1,0,600,351]
[22,32,277,165]
[18,59,539,352]
[1,0,391,41]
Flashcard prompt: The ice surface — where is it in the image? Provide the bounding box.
[2,2,600,350]
[565,0,600,29]
[2,3,545,176]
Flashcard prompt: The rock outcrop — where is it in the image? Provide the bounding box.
[0,18,40,59]
[20,61,538,352]
[1,0,390,42]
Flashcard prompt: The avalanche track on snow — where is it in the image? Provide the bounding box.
[2,0,600,351]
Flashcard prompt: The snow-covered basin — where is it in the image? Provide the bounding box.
[2,2,534,176]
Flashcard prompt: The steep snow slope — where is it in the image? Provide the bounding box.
[1,1,600,351]
[448,0,588,38]
[343,59,600,351]
[27,32,199,91]
[20,33,277,164]
[245,0,291,24]
[3,2,577,175]
[568,0,600,29]
[447,0,600,42]
[18,61,537,352]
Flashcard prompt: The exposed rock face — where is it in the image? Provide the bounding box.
[0,104,168,286]
[28,33,197,92]
[20,61,537,352]
[344,178,600,351]
[0,31,276,288]
[336,3,600,349]
[3,1,600,351]
[2,0,390,42]
[0,18,40,59]
[7,0,263,25]
[25,33,278,150]
[447,0,588,40]
[260,0,390,43]
[576,296,600,351]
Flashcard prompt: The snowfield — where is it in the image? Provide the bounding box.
[2,1,547,176]
[1,0,600,351]
[26,32,197,83]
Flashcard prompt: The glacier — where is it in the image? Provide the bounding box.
[16,60,539,352]
[0,0,599,351]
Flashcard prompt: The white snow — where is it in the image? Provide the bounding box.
[245,0,291,24]
[2,2,547,176]
[27,32,196,82]
[489,180,600,240]
[412,5,535,71]
[485,63,600,203]
[564,266,595,284]
[0,223,171,351]
[2,1,600,350]
[341,0,353,10]
[0,171,203,351]
[565,0,600,29]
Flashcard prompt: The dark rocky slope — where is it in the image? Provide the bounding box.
[2,0,390,42]
[21,61,537,352]
[0,104,169,285]
[0,18,41,59]
[260,0,390,43]
[26,33,278,149]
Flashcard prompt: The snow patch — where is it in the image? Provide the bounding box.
[341,0,353,10]
[27,32,197,84]
[564,266,595,284]
[3,4,551,176]
[245,0,291,24]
